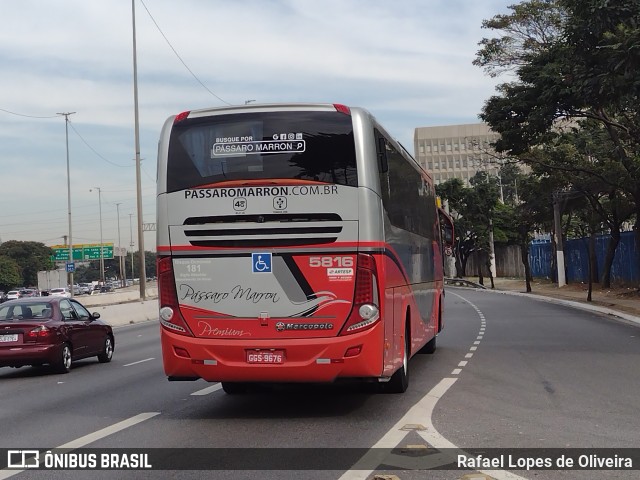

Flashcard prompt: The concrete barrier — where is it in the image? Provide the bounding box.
[88,299,159,327]
[78,286,159,327]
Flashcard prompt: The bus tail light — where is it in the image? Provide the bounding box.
[339,254,380,335]
[157,256,194,336]
[333,104,351,115]
[173,111,190,124]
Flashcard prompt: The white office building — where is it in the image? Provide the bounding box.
[414,123,502,185]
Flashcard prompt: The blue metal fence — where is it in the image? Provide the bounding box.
[530,241,553,278]
[528,231,639,283]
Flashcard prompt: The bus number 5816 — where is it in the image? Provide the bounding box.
[309,256,354,268]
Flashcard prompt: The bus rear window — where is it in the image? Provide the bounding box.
[166,111,357,192]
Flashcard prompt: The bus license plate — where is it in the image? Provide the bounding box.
[0,334,18,343]
[246,350,284,364]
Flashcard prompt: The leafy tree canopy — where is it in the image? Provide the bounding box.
[0,241,54,287]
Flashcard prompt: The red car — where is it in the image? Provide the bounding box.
[0,297,114,373]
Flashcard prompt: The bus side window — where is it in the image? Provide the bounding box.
[376,135,388,173]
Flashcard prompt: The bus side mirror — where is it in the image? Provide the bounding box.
[438,209,455,248]
[442,222,454,246]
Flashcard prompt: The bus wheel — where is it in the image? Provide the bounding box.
[383,329,409,394]
[418,335,436,354]
[221,382,249,394]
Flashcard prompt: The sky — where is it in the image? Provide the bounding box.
[0,0,512,254]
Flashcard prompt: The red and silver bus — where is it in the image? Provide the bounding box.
[156,103,451,393]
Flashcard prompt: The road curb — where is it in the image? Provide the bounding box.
[448,286,640,327]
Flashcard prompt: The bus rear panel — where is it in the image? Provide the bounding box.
[156,103,443,389]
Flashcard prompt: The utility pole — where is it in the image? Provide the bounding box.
[57,112,76,297]
[131,0,147,300]
[553,191,566,287]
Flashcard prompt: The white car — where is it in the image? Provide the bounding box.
[6,290,21,300]
[49,288,71,298]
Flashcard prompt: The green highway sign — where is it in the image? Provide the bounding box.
[51,244,114,262]
[81,245,114,260]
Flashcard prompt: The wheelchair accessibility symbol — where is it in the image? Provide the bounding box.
[252,253,272,273]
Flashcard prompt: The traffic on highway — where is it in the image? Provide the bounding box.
[0,287,638,479]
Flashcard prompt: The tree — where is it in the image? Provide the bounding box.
[474,0,566,77]
[0,256,22,291]
[436,173,501,283]
[476,0,640,281]
[0,241,54,287]
[535,126,635,287]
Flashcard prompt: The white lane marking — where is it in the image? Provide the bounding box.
[0,412,159,480]
[191,383,223,396]
[431,291,528,480]
[58,412,159,448]
[470,346,478,351]
[338,377,459,480]
[339,292,504,479]
[123,357,155,367]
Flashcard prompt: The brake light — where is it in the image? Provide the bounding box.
[340,254,380,335]
[157,256,194,336]
[26,325,52,339]
[173,111,190,124]
[333,104,351,115]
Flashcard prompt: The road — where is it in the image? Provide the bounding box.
[0,288,638,480]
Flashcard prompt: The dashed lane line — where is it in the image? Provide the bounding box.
[0,412,160,480]
[338,291,527,480]
[122,358,155,367]
[191,383,223,396]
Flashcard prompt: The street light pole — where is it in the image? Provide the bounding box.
[131,0,147,300]
[91,187,105,285]
[57,112,76,297]
[129,213,135,283]
[116,203,124,287]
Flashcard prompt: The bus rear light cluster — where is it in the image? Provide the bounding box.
[340,254,380,335]
[333,104,351,115]
[157,256,194,337]
[173,111,190,124]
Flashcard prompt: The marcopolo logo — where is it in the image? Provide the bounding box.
[275,322,333,332]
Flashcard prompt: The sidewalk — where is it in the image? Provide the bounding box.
[452,277,640,324]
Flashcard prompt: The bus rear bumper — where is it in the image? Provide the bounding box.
[161,325,384,383]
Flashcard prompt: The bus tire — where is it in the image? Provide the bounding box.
[221,382,249,394]
[418,335,436,354]
[383,327,409,394]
